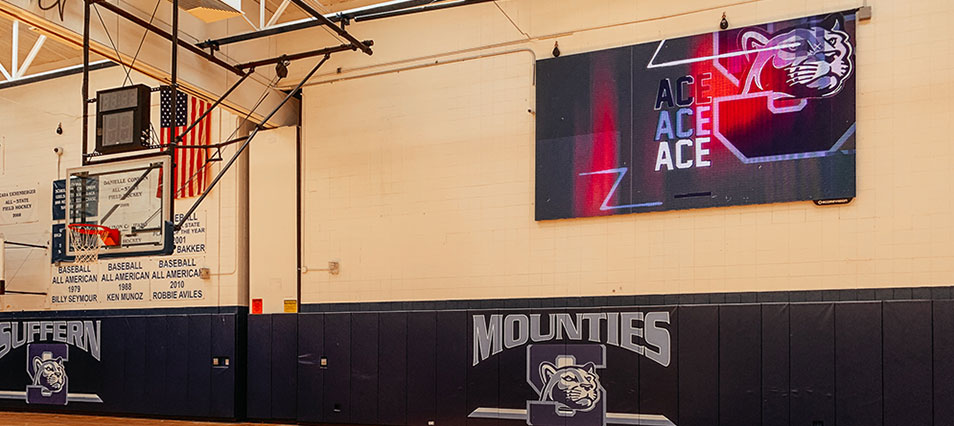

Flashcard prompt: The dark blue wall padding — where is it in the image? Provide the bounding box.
[789,303,835,426]
[270,314,298,420]
[761,304,790,426]
[99,318,126,414]
[405,311,437,425]
[123,317,148,414]
[884,301,933,426]
[246,315,272,419]
[466,310,498,426]
[350,313,379,425]
[187,314,213,418]
[498,309,550,424]
[835,302,883,426]
[435,311,467,423]
[0,310,240,419]
[640,306,677,423]
[378,312,408,425]
[323,313,352,424]
[210,314,237,418]
[297,314,325,423]
[602,306,638,420]
[145,317,169,415]
[167,316,190,414]
[719,304,761,426]
[934,301,954,425]
[677,305,718,426]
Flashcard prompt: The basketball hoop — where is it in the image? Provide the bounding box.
[67,224,120,264]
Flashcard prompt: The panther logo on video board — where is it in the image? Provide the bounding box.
[740,16,853,100]
[26,343,69,405]
[710,14,857,163]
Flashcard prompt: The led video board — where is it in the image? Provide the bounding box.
[535,11,856,220]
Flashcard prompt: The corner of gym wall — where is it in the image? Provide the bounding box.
[298,0,954,304]
[0,66,249,312]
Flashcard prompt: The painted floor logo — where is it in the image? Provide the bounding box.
[469,344,676,426]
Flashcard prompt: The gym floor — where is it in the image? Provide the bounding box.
[0,412,293,425]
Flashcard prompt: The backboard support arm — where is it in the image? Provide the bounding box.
[175,54,332,231]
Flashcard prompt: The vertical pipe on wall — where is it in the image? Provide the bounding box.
[82,0,90,165]
[169,0,179,222]
[296,122,302,307]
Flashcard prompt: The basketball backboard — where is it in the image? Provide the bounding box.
[64,156,174,259]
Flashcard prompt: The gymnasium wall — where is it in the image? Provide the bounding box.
[0,66,248,312]
[0,66,249,418]
[251,3,954,423]
[297,0,954,305]
[1,0,952,423]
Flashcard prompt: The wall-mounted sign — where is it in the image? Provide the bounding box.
[52,180,66,221]
[0,185,38,225]
[536,11,857,220]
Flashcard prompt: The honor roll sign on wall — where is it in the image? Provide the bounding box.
[535,11,856,220]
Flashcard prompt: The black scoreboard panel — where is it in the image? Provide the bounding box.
[95,85,151,154]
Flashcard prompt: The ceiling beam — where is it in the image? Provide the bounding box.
[265,0,291,27]
[0,0,299,127]
[288,0,372,55]
[15,33,46,78]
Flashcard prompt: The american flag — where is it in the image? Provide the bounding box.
[160,87,212,199]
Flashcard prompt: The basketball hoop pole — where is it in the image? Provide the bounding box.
[168,0,179,230]
[81,0,89,166]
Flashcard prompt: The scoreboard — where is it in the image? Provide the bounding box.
[95,85,151,155]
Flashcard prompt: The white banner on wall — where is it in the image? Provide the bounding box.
[0,185,38,225]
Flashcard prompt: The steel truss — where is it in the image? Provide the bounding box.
[80,0,373,231]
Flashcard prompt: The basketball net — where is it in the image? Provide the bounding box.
[67,224,118,264]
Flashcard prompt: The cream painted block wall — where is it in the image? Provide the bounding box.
[249,126,298,314]
[300,0,954,304]
[0,67,248,311]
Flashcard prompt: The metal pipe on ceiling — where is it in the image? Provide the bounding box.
[236,40,374,69]
[90,0,245,76]
[287,0,373,55]
[196,0,484,49]
[354,0,494,22]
